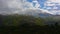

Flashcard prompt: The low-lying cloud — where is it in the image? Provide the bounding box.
[0,0,60,15]
[0,0,41,15]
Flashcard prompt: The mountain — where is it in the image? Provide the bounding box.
[24,12,54,18]
[38,13,53,18]
[0,8,60,18]
[21,9,54,18]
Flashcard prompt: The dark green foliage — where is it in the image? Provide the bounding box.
[0,14,60,34]
[0,23,60,34]
[0,15,45,26]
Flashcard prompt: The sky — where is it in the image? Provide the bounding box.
[0,0,60,15]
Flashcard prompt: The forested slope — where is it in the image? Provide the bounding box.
[0,14,60,34]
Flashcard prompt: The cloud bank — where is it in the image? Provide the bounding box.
[0,0,39,15]
[44,0,60,15]
[0,0,54,15]
[0,0,60,15]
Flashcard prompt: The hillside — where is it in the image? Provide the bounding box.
[0,14,60,34]
[0,14,46,26]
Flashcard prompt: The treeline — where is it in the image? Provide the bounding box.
[0,14,45,26]
[0,14,60,34]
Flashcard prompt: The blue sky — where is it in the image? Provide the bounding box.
[27,0,47,9]
[27,0,60,10]
[26,0,60,15]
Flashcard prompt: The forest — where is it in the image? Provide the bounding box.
[0,14,60,34]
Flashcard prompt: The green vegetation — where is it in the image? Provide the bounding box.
[0,15,45,26]
[0,14,60,34]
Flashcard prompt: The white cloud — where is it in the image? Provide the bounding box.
[44,3,55,6]
[48,0,60,3]
[0,0,41,15]
[32,0,40,8]
[44,0,60,8]
[0,0,60,15]
[53,6,58,9]
[49,10,60,15]
[43,0,60,15]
